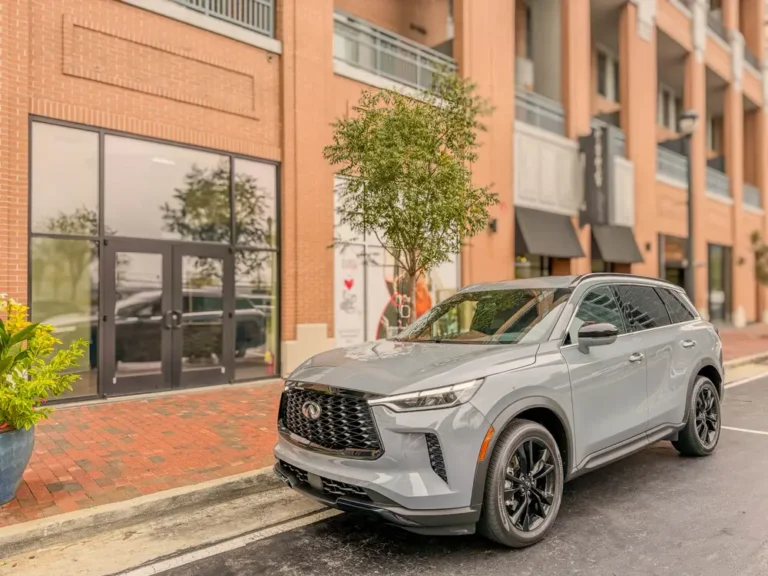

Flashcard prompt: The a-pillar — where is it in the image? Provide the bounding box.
[278,0,336,373]
[620,1,658,278]
[455,0,515,284]
[561,0,592,275]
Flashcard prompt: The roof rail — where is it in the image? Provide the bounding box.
[570,272,676,287]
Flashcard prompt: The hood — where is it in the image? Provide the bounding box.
[288,339,540,396]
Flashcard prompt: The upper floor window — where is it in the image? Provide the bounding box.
[706,116,721,153]
[657,84,682,131]
[596,47,620,103]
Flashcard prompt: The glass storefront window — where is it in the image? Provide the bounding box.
[515,255,551,279]
[104,136,230,241]
[234,250,278,381]
[31,123,99,235]
[233,159,278,249]
[708,244,732,322]
[30,237,99,399]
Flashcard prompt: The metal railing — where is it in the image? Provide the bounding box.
[171,0,274,36]
[657,146,688,183]
[515,91,565,136]
[745,46,761,70]
[333,11,457,91]
[707,11,727,41]
[591,118,626,158]
[743,183,762,208]
[706,166,730,197]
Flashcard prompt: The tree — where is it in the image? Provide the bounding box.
[160,161,274,286]
[323,71,497,325]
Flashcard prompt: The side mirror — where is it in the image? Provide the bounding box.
[577,322,619,354]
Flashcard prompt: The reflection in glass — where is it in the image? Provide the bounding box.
[181,256,224,373]
[30,238,99,398]
[31,123,99,235]
[233,160,277,248]
[114,253,164,379]
[235,251,278,380]
[104,135,230,241]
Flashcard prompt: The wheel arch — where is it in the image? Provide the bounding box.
[683,358,724,423]
[470,396,574,508]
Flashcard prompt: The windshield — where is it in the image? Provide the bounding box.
[394,288,573,344]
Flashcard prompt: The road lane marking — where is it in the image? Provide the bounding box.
[117,508,340,576]
[725,370,768,389]
[723,426,768,436]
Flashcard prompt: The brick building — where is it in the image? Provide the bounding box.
[0,0,766,402]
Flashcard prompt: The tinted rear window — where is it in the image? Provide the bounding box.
[657,288,696,323]
[615,285,671,331]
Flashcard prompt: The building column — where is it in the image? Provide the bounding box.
[682,50,708,316]
[278,0,335,373]
[620,1,657,279]
[0,0,31,301]
[561,0,592,275]
[455,0,515,284]
[760,65,768,322]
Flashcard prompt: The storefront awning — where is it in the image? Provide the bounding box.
[515,207,585,259]
[591,225,644,264]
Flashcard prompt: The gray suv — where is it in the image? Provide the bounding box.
[274,274,723,547]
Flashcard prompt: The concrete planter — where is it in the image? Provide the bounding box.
[0,426,34,505]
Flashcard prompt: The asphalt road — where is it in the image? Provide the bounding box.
[156,376,768,576]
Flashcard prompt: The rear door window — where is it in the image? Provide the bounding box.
[657,288,696,324]
[615,285,672,332]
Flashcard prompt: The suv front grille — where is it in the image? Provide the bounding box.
[425,433,448,483]
[279,460,370,501]
[279,384,383,458]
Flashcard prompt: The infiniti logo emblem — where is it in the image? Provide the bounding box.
[301,401,322,421]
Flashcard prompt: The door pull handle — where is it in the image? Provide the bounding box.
[629,352,644,363]
[172,310,183,329]
[681,340,696,349]
[163,310,174,330]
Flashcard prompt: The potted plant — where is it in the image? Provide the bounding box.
[0,296,86,505]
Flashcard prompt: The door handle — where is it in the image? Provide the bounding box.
[163,310,174,330]
[681,340,696,349]
[628,352,645,364]
[172,310,183,329]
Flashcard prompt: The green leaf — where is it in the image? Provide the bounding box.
[8,323,39,349]
[0,357,13,374]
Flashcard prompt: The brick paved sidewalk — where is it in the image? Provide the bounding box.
[0,381,282,527]
[2,323,768,529]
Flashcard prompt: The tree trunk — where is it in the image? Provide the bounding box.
[406,272,419,326]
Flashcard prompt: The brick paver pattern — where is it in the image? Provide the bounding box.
[1,323,768,527]
[0,381,282,527]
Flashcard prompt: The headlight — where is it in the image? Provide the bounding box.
[368,379,483,412]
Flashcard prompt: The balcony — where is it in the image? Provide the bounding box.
[333,11,457,91]
[656,146,688,184]
[591,118,626,158]
[515,91,565,136]
[743,183,762,209]
[745,46,761,70]
[171,0,274,36]
[707,11,727,41]
[706,166,730,197]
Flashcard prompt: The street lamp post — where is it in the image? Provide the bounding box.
[679,110,699,303]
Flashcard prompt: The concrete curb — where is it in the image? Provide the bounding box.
[724,351,768,369]
[0,465,282,558]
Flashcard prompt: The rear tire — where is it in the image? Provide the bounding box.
[478,419,564,548]
[672,376,721,457]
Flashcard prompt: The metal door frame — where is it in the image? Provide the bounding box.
[101,237,174,397]
[172,243,235,389]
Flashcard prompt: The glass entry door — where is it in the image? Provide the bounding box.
[102,239,234,396]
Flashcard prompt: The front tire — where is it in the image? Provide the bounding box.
[478,419,564,548]
[672,376,721,457]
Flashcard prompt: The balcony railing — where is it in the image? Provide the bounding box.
[333,11,457,91]
[706,166,730,197]
[515,91,565,136]
[744,183,762,208]
[171,0,274,37]
[745,46,761,70]
[591,118,626,158]
[657,146,688,183]
[707,12,727,41]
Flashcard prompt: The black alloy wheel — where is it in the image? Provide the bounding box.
[504,439,556,532]
[695,384,719,448]
[672,376,721,457]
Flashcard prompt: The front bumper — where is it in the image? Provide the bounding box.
[273,460,480,536]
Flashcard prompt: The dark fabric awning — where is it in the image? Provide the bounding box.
[515,207,585,259]
[592,225,644,264]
